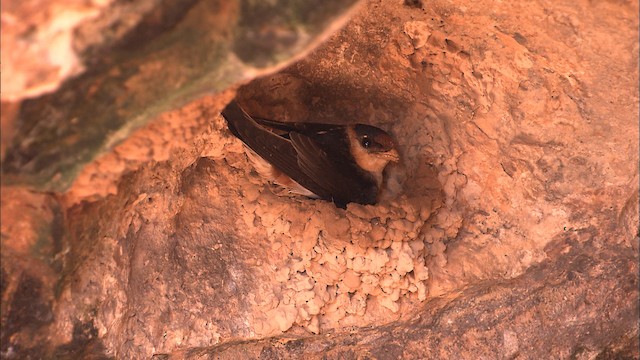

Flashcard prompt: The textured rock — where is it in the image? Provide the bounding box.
[1,0,638,358]
[0,188,62,357]
[1,0,361,191]
[167,238,639,359]
[0,0,109,101]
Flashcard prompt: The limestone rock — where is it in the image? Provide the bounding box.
[1,0,361,191]
[1,0,638,359]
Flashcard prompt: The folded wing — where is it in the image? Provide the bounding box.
[221,101,378,206]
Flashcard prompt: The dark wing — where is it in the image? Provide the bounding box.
[252,117,342,135]
[253,116,367,177]
[221,101,334,199]
[222,101,379,206]
[289,132,379,206]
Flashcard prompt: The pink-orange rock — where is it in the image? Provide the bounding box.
[1,0,637,358]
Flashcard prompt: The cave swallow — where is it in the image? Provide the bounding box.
[221,100,400,207]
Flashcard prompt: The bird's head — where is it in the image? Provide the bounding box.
[348,124,400,180]
[353,124,400,160]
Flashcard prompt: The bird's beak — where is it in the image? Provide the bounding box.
[383,149,400,163]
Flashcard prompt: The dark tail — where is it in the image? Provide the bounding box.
[220,100,252,140]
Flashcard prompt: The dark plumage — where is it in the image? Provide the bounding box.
[221,101,399,207]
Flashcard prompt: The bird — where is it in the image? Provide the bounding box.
[221,100,400,208]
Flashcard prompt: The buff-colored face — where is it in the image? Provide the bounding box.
[353,124,400,162]
[347,124,400,187]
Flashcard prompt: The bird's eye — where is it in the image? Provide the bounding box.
[361,137,371,148]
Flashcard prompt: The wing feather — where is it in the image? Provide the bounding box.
[222,101,379,206]
[289,132,378,205]
[221,102,332,199]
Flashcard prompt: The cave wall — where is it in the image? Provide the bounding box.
[1,0,638,358]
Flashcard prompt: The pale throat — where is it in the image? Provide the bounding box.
[347,127,391,186]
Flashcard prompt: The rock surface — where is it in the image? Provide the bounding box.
[1,0,360,191]
[1,0,638,359]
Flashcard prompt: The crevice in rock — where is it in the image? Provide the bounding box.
[1,0,638,358]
